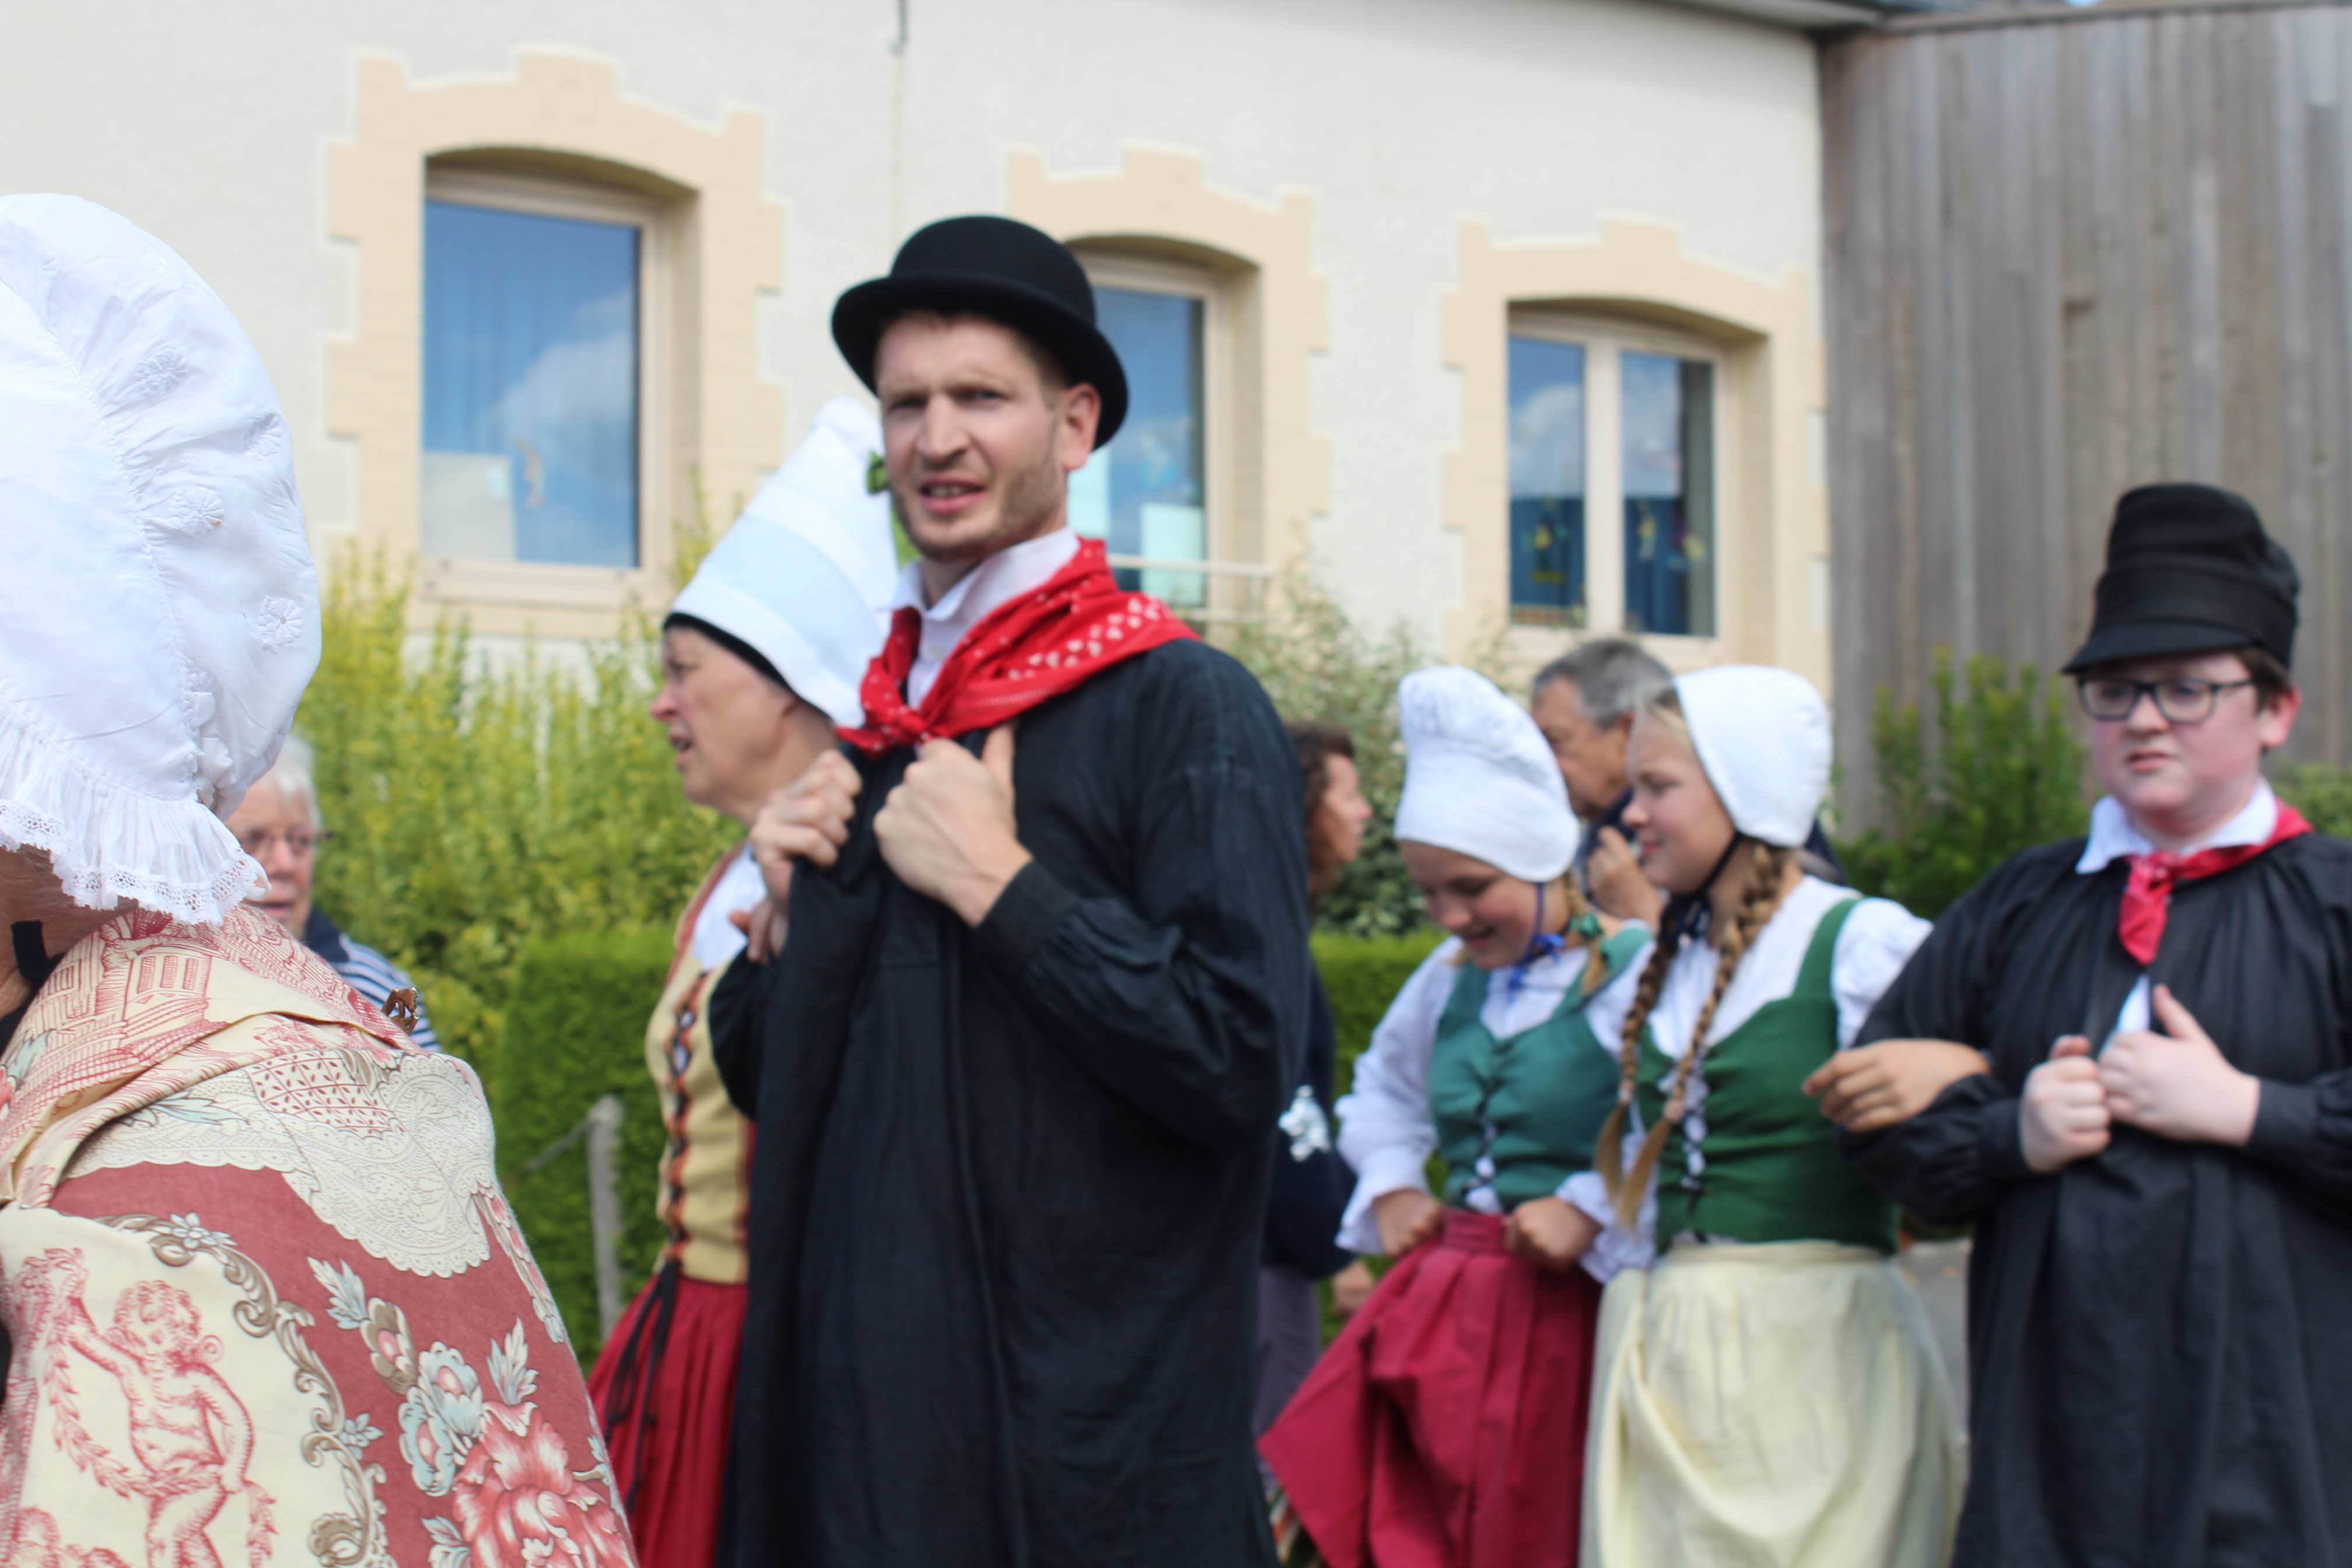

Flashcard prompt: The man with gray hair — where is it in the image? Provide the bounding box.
[1530,638,1672,923]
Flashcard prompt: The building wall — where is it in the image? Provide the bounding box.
[1824,0,2352,800]
[5,0,1830,687]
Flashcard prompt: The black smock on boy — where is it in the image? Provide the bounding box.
[708,217,1309,1568]
[1846,484,2352,1568]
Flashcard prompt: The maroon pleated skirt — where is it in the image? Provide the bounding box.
[587,1265,746,1568]
[1258,1209,1602,1568]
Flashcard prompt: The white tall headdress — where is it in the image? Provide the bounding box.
[1672,666,1832,849]
[1394,666,1580,883]
[0,195,319,923]
[668,397,898,728]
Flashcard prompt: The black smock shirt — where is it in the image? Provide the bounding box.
[711,637,1310,1568]
[1846,832,2352,1568]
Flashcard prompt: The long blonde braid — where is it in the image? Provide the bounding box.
[1595,842,1794,1225]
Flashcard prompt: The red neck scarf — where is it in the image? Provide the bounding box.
[2117,802,2312,964]
[840,536,1199,756]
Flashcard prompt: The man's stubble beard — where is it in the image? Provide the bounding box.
[897,428,1069,569]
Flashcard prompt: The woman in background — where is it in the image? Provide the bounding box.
[1256,723,1377,1460]
[588,398,897,1568]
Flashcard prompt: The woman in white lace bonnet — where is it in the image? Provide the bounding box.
[0,195,628,1563]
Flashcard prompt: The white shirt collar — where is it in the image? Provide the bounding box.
[2076,779,2278,873]
[889,529,1082,705]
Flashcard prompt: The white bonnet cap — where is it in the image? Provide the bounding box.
[668,397,898,728]
[1394,666,1580,883]
[1670,665,1831,849]
[0,195,318,923]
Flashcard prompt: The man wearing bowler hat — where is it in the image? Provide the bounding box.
[712,217,1308,1565]
[1843,484,2352,1566]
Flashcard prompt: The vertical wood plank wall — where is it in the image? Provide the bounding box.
[1822,0,2352,810]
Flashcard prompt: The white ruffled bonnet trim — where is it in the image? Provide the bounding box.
[0,704,267,925]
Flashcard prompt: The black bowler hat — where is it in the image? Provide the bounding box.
[2064,483,2300,673]
[831,216,1128,448]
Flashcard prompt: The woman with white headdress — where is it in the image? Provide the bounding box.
[0,197,629,1564]
[1576,666,1962,1566]
[1261,667,1651,1568]
[588,397,897,1568]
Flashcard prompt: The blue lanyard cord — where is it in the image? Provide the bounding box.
[1504,882,1577,1003]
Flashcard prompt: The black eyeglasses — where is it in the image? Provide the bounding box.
[2077,676,2255,724]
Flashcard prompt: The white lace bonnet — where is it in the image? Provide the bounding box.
[1394,664,1581,883]
[0,195,318,923]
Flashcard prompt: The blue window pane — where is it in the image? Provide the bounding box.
[1622,352,1715,638]
[422,200,640,568]
[1508,336,1586,624]
[1068,286,1206,607]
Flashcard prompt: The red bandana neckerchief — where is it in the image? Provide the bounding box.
[839,536,1199,755]
[2116,802,2312,965]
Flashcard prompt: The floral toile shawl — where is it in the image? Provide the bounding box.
[0,905,635,1568]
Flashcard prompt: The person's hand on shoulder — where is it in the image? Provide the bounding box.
[1504,1196,1602,1272]
[2020,1034,2112,1172]
[1805,1039,1993,1133]
[1370,1189,1444,1258]
[1587,827,1665,926]
[750,750,862,897]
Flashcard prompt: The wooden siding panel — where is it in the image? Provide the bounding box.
[1825,2,2352,788]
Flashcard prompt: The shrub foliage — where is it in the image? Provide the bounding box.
[1836,649,2090,918]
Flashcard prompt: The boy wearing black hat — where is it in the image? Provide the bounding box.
[1844,484,2352,1567]
[712,216,1308,1567]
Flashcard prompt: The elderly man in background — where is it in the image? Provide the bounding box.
[1530,638,1672,924]
[223,734,439,1049]
[1535,638,1845,923]
[0,196,629,1567]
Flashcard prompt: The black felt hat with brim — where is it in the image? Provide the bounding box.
[831,215,1128,449]
[2063,482,2300,673]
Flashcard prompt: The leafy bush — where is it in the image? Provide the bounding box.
[1837,649,2089,918]
[1312,930,1445,1095]
[1231,566,1504,937]
[297,551,737,1073]
[498,928,675,1359]
[2274,761,2352,838]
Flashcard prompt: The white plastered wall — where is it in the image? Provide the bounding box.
[0,0,1825,675]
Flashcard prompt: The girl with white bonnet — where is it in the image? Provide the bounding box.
[1262,666,1651,1568]
[0,197,628,1563]
[1577,665,1962,1566]
[589,396,897,1568]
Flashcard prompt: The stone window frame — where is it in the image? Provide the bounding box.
[328,54,781,640]
[1443,219,1829,689]
[1010,149,1329,625]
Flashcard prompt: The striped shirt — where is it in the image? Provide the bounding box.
[301,906,440,1051]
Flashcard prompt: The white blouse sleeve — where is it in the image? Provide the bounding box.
[1831,897,1934,1050]
[1333,942,1461,1255]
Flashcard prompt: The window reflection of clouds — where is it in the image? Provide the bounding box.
[422,201,640,568]
[1508,336,1586,621]
[1084,286,1205,604]
[1620,351,1684,498]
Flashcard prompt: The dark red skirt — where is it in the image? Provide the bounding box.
[1258,1209,1602,1568]
[587,1264,746,1568]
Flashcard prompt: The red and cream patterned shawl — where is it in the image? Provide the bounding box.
[0,907,634,1568]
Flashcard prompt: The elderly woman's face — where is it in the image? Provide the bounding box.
[650,626,800,825]
[223,778,315,938]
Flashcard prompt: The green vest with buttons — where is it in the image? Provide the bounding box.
[1633,898,1899,1252]
[1429,926,1650,1210]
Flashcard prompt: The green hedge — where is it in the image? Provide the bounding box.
[1313,929,1445,1096]
[494,927,674,1361]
